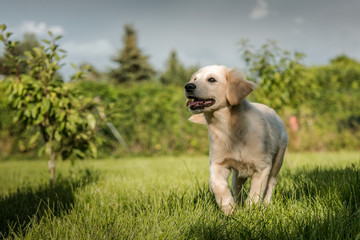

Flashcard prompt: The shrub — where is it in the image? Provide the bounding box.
[71,81,209,155]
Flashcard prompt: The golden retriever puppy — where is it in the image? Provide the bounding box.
[185,65,288,215]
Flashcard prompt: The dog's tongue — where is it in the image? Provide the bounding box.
[189,100,201,107]
[187,98,215,109]
[189,99,210,107]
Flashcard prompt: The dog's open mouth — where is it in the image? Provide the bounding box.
[186,96,215,110]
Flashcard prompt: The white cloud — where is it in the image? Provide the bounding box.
[60,39,116,79]
[250,0,269,20]
[62,39,114,58]
[18,21,65,36]
[48,25,65,35]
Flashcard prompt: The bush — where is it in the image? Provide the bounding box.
[71,81,209,155]
[292,56,360,151]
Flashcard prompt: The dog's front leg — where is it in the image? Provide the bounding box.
[210,163,234,215]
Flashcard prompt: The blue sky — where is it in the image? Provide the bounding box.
[1,0,360,79]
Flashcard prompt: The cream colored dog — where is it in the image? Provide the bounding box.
[184,65,288,215]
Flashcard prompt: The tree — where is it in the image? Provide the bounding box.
[0,33,39,76]
[111,24,155,83]
[160,50,188,86]
[330,54,359,65]
[0,24,98,185]
[239,39,307,113]
[305,54,360,121]
[73,62,103,82]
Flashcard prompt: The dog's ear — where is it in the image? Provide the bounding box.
[226,68,255,106]
[188,114,207,125]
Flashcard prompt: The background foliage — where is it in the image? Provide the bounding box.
[0,24,359,159]
[71,80,208,156]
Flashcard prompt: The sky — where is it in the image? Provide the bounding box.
[1,0,360,79]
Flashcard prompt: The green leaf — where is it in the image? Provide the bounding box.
[59,122,65,131]
[89,141,97,158]
[24,50,32,58]
[42,39,51,44]
[87,113,96,130]
[0,24,6,31]
[24,109,31,117]
[33,47,42,56]
[48,31,53,37]
[45,142,51,156]
[55,35,63,41]
[42,99,50,113]
[73,149,85,159]
[79,133,88,141]
[59,111,66,121]
[29,132,40,145]
[67,122,76,133]
[34,114,44,125]
[17,83,24,95]
[31,105,38,118]
[82,64,91,70]
[71,63,77,70]
[54,131,62,142]
[12,115,19,123]
[38,146,45,156]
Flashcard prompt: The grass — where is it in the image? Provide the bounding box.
[0,152,360,239]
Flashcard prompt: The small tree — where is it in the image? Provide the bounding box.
[0,24,98,185]
[111,24,155,83]
[0,33,39,76]
[239,39,307,113]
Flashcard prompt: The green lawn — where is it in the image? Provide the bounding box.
[1,152,360,239]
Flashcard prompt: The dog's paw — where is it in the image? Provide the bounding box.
[222,204,235,215]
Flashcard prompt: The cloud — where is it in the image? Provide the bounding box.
[60,39,116,78]
[250,0,269,20]
[62,39,114,58]
[18,21,65,36]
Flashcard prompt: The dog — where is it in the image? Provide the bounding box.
[184,65,288,215]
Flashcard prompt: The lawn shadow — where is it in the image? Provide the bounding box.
[0,168,99,238]
[184,164,360,239]
[277,164,360,239]
[280,163,360,206]
[277,165,360,239]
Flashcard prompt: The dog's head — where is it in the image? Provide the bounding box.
[185,65,255,114]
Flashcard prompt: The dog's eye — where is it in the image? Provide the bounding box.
[208,77,216,83]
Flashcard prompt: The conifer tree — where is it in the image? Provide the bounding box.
[111,25,155,83]
[160,50,187,86]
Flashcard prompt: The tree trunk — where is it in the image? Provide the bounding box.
[48,151,56,185]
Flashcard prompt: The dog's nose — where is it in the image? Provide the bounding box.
[185,83,196,92]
